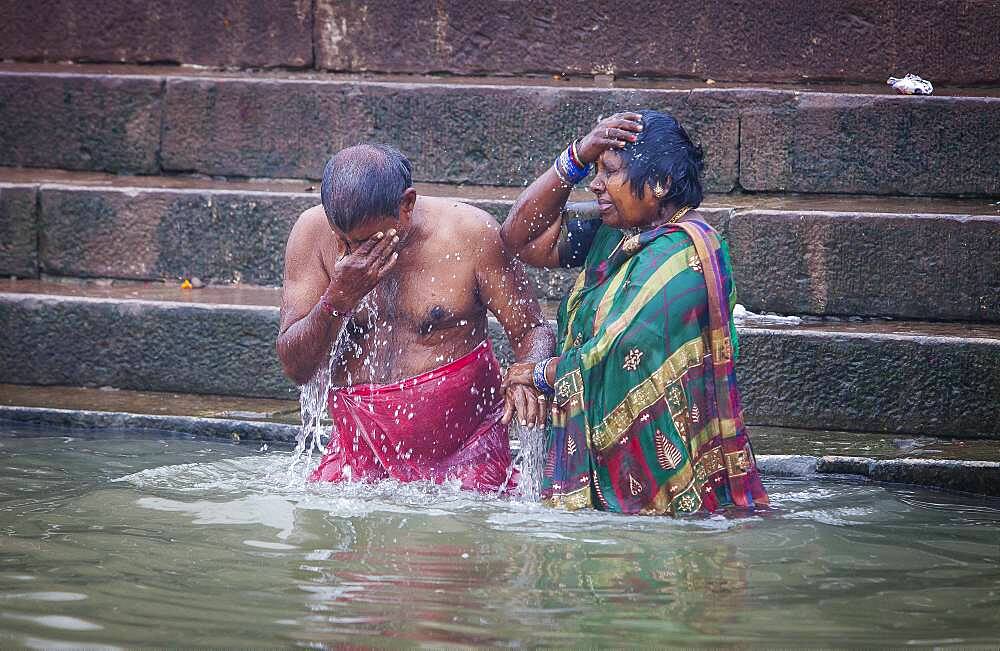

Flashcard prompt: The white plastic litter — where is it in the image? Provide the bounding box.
[733,304,803,326]
[887,73,933,95]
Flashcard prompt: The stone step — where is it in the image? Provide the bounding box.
[2,383,997,462]
[1,283,997,438]
[0,383,300,426]
[2,169,997,321]
[2,1,997,86]
[1,64,998,196]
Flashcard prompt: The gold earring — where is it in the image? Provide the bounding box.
[653,181,665,198]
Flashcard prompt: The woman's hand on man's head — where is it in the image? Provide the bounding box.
[576,112,644,164]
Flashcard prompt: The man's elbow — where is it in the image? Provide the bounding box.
[276,340,312,387]
[517,320,556,349]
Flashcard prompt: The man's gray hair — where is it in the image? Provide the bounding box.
[320,144,413,233]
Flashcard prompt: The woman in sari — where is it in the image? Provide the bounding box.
[500,109,768,515]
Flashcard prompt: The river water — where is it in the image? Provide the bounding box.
[1,426,998,648]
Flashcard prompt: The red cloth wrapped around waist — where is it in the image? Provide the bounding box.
[309,340,516,492]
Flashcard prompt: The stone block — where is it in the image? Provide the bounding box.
[867,458,1000,497]
[727,210,1000,321]
[162,77,738,190]
[0,294,295,399]
[0,0,313,68]
[0,73,161,174]
[754,454,818,477]
[737,327,1000,438]
[315,0,1000,85]
[0,406,299,444]
[740,94,1000,196]
[816,456,875,476]
[0,185,38,277]
[39,187,316,285]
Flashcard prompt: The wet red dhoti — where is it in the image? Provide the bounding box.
[309,340,516,492]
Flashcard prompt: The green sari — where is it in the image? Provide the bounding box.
[543,218,769,515]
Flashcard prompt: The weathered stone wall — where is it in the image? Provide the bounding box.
[0,0,313,68]
[314,0,1000,85]
[3,1,996,85]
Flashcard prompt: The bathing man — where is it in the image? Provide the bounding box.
[277,144,555,491]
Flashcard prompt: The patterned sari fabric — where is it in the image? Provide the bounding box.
[542,218,769,515]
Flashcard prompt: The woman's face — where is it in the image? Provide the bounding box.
[588,150,660,229]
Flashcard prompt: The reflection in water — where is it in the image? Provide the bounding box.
[1,429,999,647]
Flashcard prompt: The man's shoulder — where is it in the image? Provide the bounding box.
[285,204,337,272]
[288,205,334,247]
[422,196,497,227]
[293,204,329,234]
[421,196,501,249]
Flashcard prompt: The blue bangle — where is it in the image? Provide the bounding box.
[553,145,591,186]
[533,358,556,395]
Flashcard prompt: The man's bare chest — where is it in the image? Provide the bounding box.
[347,264,483,337]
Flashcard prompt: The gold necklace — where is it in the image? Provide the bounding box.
[610,206,692,258]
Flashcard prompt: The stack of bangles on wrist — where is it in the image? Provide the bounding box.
[553,140,592,186]
[532,357,557,395]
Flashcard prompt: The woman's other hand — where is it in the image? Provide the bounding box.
[576,112,644,164]
[501,362,549,428]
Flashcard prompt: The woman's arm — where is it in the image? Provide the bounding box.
[500,112,645,268]
[499,166,573,269]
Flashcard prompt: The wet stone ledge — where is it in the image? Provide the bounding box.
[0,406,299,444]
[3,405,997,498]
[2,291,998,438]
[763,454,1000,497]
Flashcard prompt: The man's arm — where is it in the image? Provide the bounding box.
[276,209,399,386]
[474,217,556,427]
[276,209,345,385]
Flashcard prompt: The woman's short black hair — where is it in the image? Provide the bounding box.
[320,143,413,233]
[617,109,704,209]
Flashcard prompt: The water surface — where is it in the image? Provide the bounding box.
[1,427,998,647]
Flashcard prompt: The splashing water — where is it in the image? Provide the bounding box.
[291,291,384,474]
[512,423,546,502]
[292,360,331,468]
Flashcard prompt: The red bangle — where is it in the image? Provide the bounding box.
[570,140,585,169]
[319,296,340,318]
